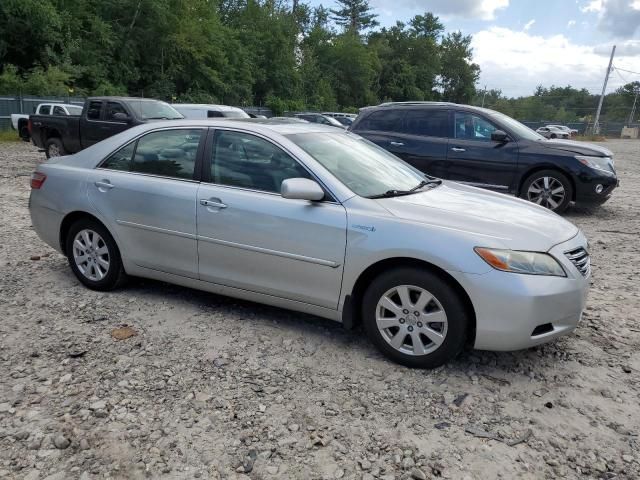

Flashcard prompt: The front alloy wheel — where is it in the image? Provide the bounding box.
[521,169,573,213]
[376,285,448,356]
[362,268,468,368]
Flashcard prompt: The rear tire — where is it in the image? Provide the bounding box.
[19,125,30,141]
[45,137,66,159]
[65,219,126,291]
[520,169,572,213]
[362,267,469,368]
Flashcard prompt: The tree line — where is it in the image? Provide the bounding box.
[474,83,640,124]
[1,0,637,122]
[0,0,478,114]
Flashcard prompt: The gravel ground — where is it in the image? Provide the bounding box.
[0,139,639,480]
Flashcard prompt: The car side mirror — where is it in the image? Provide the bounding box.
[491,130,509,142]
[112,112,130,122]
[281,178,325,201]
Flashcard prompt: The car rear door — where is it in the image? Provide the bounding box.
[87,127,205,278]
[351,109,450,178]
[196,128,347,309]
[446,111,519,191]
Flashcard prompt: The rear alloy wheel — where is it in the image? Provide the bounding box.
[521,170,572,213]
[45,138,66,159]
[362,268,468,368]
[66,219,125,290]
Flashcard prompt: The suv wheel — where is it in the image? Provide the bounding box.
[65,219,126,290]
[362,268,468,368]
[45,138,66,158]
[520,170,572,213]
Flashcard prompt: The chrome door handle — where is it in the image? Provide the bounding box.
[200,199,227,209]
[390,141,404,146]
[451,147,466,152]
[94,180,114,189]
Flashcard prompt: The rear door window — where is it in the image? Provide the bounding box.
[39,105,51,115]
[207,110,224,118]
[402,109,449,137]
[87,101,103,120]
[358,110,405,132]
[130,129,204,180]
[53,106,65,116]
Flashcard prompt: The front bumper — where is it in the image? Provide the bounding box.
[574,170,618,206]
[449,232,590,351]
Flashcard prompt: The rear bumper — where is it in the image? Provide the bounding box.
[449,232,590,351]
[29,193,65,254]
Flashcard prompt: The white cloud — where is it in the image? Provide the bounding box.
[471,27,640,97]
[371,0,509,21]
[523,19,535,31]
[567,19,577,28]
[581,0,640,38]
[581,0,603,12]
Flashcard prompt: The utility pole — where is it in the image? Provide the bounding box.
[593,45,615,135]
[628,89,638,125]
[481,85,487,108]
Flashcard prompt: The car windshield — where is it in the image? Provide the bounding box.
[128,100,184,120]
[286,132,428,198]
[489,111,545,141]
[67,106,83,116]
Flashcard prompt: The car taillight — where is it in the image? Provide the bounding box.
[30,172,46,189]
[28,119,32,135]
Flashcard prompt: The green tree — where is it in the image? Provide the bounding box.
[439,31,479,103]
[330,0,378,33]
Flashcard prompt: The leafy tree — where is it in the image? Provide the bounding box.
[330,0,378,33]
[439,31,479,103]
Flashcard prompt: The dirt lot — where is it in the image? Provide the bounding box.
[0,139,639,480]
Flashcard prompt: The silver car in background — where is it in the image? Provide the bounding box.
[536,126,570,139]
[29,121,590,368]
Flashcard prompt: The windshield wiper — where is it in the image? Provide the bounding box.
[367,178,442,199]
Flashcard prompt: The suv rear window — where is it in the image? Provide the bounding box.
[358,110,405,132]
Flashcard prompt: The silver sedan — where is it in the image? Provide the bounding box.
[29,121,590,368]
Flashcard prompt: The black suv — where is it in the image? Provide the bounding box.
[350,102,618,213]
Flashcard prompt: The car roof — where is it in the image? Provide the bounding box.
[360,101,498,115]
[172,103,245,112]
[123,119,339,136]
[87,96,169,103]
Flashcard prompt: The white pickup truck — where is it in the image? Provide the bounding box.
[11,103,82,140]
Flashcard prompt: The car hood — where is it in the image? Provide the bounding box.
[539,139,613,157]
[376,182,579,251]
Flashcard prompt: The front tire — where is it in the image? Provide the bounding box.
[65,219,125,291]
[45,137,66,158]
[362,268,469,368]
[520,169,572,213]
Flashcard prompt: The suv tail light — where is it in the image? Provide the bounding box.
[30,172,46,189]
[28,119,32,135]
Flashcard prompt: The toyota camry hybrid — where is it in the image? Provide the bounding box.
[29,121,590,368]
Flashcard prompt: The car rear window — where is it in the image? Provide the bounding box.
[357,109,405,132]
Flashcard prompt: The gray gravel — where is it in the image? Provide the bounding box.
[0,139,639,479]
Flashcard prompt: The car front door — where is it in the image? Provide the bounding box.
[99,101,132,139]
[446,111,519,191]
[196,128,347,309]
[87,127,205,278]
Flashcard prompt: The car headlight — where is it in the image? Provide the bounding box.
[575,155,614,174]
[474,247,566,277]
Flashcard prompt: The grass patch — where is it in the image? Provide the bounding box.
[573,134,606,142]
[0,129,21,142]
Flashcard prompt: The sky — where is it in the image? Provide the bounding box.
[311,0,640,97]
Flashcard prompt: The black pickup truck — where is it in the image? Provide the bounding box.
[30,96,184,158]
